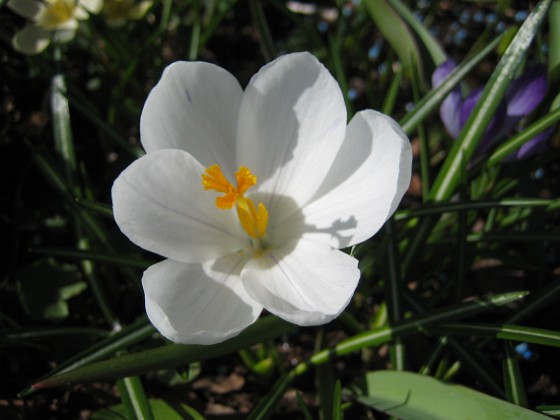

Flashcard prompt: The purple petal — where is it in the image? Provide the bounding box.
[440,92,463,138]
[432,59,457,88]
[433,59,463,138]
[506,65,547,118]
[513,128,553,160]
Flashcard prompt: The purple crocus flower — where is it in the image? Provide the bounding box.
[432,59,550,160]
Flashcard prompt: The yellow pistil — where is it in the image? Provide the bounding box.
[37,0,76,29]
[202,164,268,240]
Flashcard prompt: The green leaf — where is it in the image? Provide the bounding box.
[51,70,77,191]
[29,316,294,389]
[29,247,151,269]
[386,0,446,66]
[247,373,292,420]
[536,405,560,418]
[298,291,527,370]
[353,370,547,419]
[433,323,560,348]
[17,258,87,320]
[295,391,314,420]
[428,0,552,202]
[394,198,558,221]
[316,361,336,420]
[364,0,421,79]
[548,0,560,82]
[332,380,343,420]
[502,341,528,407]
[117,376,154,420]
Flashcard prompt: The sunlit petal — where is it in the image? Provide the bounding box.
[143,257,262,344]
[237,52,347,211]
[242,239,359,325]
[112,149,246,263]
[276,111,411,248]
[140,61,243,179]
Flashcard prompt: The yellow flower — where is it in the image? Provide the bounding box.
[7,0,102,55]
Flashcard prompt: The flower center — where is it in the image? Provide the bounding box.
[37,0,77,29]
[202,164,268,240]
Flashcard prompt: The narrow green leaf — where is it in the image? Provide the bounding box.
[507,277,560,324]
[29,247,151,269]
[445,337,504,397]
[386,0,447,65]
[434,323,560,348]
[332,380,343,420]
[353,371,547,419]
[66,89,143,159]
[188,0,201,60]
[249,0,276,61]
[536,405,560,418]
[502,341,529,407]
[294,291,527,374]
[28,149,111,248]
[428,0,552,202]
[384,220,406,371]
[51,70,77,191]
[364,0,421,78]
[29,316,294,389]
[75,198,113,218]
[117,376,155,420]
[317,362,336,420]
[2,327,107,340]
[247,373,292,420]
[394,198,557,220]
[18,317,154,397]
[548,0,560,82]
[329,31,353,117]
[295,391,314,420]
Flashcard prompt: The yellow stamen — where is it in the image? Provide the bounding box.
[236,197,268,239]
[202,164,268,239]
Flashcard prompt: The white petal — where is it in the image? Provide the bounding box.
[143,257,263,344]
[7,0,44,20]
[237,52,347,212]
[79,0,102,14]
[140,61,243,180]
[128,0,152,19]
[52,27,77,43]
[241,239,360,325]
[112,149,246,263]
[73,6,89,19]
[284,110,412,249]
[12,25,50,55]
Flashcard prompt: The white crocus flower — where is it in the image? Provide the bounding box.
[112,52,412,345]
[7,0,101,55]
